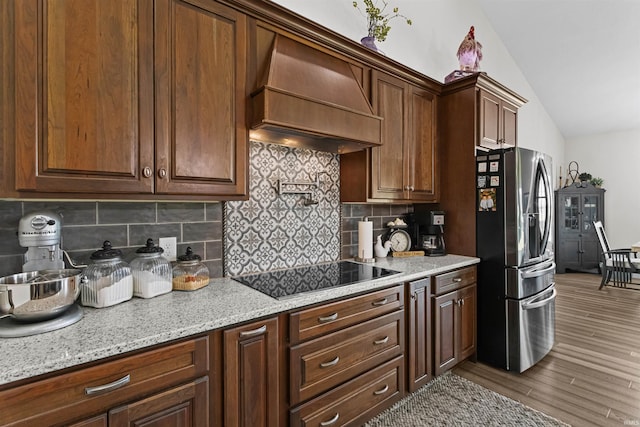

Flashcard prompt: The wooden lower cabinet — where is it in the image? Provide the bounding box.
[108,377,209,426]
[0,336,209,427]
[68,415,108,427]
[433,267,477,376]
[289,285,405,426]
[223,317,279,427]
[406,277,432,392]
[69,377,209,427]
[290,356,404,427]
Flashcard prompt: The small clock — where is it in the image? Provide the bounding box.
[387,229,412,252]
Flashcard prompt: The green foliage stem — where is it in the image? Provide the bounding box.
[352,0,412,42]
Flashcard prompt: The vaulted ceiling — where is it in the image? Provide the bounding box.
[477,0,640,139]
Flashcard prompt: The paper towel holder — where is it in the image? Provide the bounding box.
[355,216,376,264]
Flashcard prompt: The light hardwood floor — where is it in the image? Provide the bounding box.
[454,273,640,426]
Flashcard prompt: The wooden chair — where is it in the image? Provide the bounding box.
[593,221,640,289]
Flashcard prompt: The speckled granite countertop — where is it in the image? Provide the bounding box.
[0,255,478,387]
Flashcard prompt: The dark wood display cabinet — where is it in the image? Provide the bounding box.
[555,183,605,273]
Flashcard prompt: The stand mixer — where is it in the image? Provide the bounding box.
[18,211,65,272]
[0,211,83,338]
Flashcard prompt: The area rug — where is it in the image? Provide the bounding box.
[365,372,570,427]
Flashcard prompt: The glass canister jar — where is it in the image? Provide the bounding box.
[131,238,172,299]
[172,247,209,291]
[81,240,133,308]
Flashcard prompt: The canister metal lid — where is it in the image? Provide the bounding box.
[90,241,123,260]
[176,247,201,263]
[135,238,164,254]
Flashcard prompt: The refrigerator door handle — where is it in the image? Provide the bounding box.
[521,261,556,279]
[523,287,557,310]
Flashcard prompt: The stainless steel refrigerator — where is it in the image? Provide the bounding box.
[476,147,556,373]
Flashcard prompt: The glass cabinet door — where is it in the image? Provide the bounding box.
[561,195,580,232]
[582,195,601,232]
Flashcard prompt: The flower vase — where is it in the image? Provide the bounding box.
[360,36,378,51]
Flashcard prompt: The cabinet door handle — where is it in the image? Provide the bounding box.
[461,298,465,306]
[372,298,388,306]
[239,324,267,338]
[374,384,390,395]
[409,185,415,191]
[320,356,340,368]
[85,374,131,396]
[318,312,338,323]
[142,167,152,178]
[320,413,340,426]
[374,336,389,345]
[158,168,167,179]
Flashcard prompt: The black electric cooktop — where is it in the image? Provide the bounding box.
[233,261,401,300]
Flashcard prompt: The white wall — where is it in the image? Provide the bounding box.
[565,129,640,249]
[272,0,566,178]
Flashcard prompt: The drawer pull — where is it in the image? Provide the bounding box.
[320,356,340,368]
[452,278,463,283]
[374,336,389,345]
[374,384,390,395]
[85,374,131,396]
[320,413,340,426]
[318,313,338,323]
[372,298,388,306]
[239,325,267,338]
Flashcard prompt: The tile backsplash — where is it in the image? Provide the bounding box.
[225,141,341,276]
[341,203,414,259]
[0,201,222,278]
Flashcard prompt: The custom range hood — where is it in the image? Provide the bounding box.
[250,34,383,154]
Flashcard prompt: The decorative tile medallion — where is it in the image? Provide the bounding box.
[224,142,340,276]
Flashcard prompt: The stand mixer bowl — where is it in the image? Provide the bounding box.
[0,269,84,322]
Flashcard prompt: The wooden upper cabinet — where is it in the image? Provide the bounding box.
[408,86,437,201]
[340,71,438,203]
[155,0,247,196]
[479,88,519,150]
[14,0,154,194]
[370,71,407,200]
[12,0,247,199]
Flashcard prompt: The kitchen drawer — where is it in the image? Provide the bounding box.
[290,356,404,427]
[290,285,403,344]
[433,266,477,295]
[0,336,209,427]
[290,310,404,405]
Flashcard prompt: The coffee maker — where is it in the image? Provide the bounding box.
[407,211,446,256]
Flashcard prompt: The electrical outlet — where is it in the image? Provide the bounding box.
[159,237,177,261]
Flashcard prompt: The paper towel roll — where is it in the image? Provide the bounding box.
[357,220,373,260]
